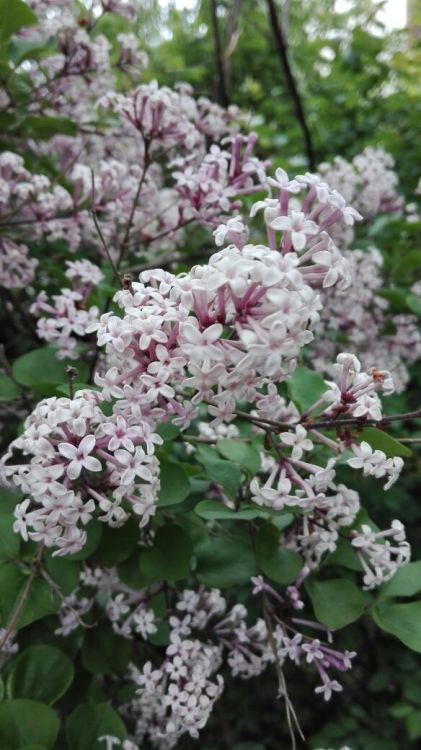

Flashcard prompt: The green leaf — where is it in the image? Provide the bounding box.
[12,347,88,389]
[155,420,180,440]
[325,537,362,572]
[372,601,421,652]
[139,523,192,581]
[0,700,59,750]
[0,514,20,561]
[9,37,52,65]
[65,703,127,750]
[94,519,139,566]
[407,293,421,317]
[67,520,102,561]
[197,446,242,499]
[379,562,421,598]
[359,427,412,457]
[216,439,261,474]
[0,564,60,630]
[194,500,268,521]
[287,366,327,413]
[0,374,20,401]
[306,578,369,630]
[44,555,80,596]
[8,645,74,705]
[0,0,37,48]
[255,523,303,585]
[19,115,77,139]
[406,710,421,741]
[81,628,133,676]
[157,459,191,507]
[196,533,257,588]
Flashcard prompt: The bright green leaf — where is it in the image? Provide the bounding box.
[379,561,421,598]
[94,519,139,566]
[216,439,261,474]
[81,628,133,676]
[0,0,37,47]
[197,446,242,499]
[0,514,20,561]
[139,524,192,581]
[0,564,60,630]
[406,710,421,741]
[0,700,59,750]
[196,533,257,588]
[12,347,88,389]
[65,703,127,750]
[255,523,303,585]
[359,427,412,457]
[306,578,369,630]
[0,375,20,402]
[372,601,421,653]
[287,367,327,413]
[8,645,74,705]
[406,293,421,317]
[157,460,191,507]
[194,500,267,521]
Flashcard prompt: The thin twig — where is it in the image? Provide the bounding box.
[90,169,123,287]
[210,0,230,106]
[262,595,305,750]
[0,544,44,651]
[265,0,316,170]
[116,138,150,274]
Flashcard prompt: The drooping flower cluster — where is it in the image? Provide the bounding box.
[2,390,160,555]
[30,259,103,359]
[314,246,421,392]
[319,147,402,220]
[351,520,410,589]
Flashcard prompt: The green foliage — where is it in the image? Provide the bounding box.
[286,366,327,413]
[196,444,242,498]
[305,577,370,630]
[194,499,267,520]
[0,700,59,750]
[379,562,421,598]
[0,513,20,561]
[8,645,74,704]
[255,522,303,585]
[216,439,261,474]
[139,523,193,581]
[0,374,20,401]
[0,0,37,59]
[12,347,88,393]
[360,427,412,458]
[195,531,257,588]
[0,564,60,630]
[157,459,191,507]
[372,601,421,653]
[81,628,133,676]
[65,704,127,750]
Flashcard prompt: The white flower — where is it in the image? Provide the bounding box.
[280,425,313,459]
[58,435,102,480]
[269,210,319,251]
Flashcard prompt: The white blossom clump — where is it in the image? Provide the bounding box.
[1,390,160,555]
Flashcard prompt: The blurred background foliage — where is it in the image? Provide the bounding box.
[132,0,421,196]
